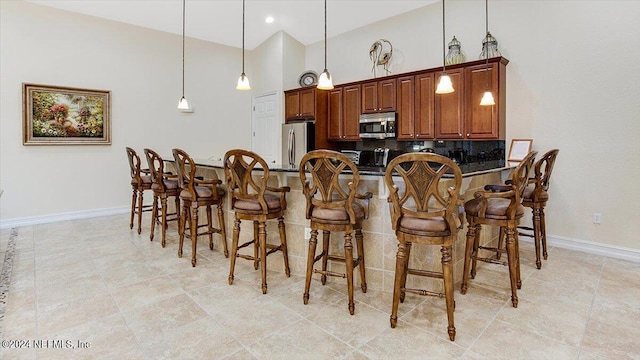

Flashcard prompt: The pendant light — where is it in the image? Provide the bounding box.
[435,0,454,94]
[236,0,251,90]
[177,0,189,109]
[480,0,495,106]
[317,0,334,90]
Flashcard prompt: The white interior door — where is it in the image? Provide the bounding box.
[252,92,279,165]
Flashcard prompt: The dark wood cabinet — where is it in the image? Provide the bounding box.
[362,78,396,113]
[286,57,508,145]
[465,61,504,139]
[285,87,317,121]
[284,87,331,149]
[329,85,360,141]
[397,73,435,140]
[328,87,343,140]
[434,58,506,140]
[435,68,465,139]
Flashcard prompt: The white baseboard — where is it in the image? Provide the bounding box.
[0,207,129,229]
[519,234,640,263]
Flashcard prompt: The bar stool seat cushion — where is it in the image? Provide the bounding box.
[132,175,152,186]
[399,215,448,233]
[464,198,525,220]
[522,186,549,201]
[234,193,282,212]
[180,186,224,200]
[152,179,179,192]
[311,202,365,221]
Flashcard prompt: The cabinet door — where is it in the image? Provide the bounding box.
[415,72,435,139]
[466,63,499,139]
[378,78,396,112]
[299,88,316,118]
[396,76,415,140]
[328,88,343,140]
[343,85,361,140]
[361,81,378,113]
[435,69,465,139]
[285,91,300,121]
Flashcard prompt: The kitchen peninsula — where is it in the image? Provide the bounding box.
[176,157,513,293]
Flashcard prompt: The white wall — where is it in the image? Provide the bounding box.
[0,1,252,222]
[2,0,639,253]
[305,0,640,250]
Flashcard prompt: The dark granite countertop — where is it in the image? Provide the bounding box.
[193,158,511,178]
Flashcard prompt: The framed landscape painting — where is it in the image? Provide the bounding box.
[23,83,111,145]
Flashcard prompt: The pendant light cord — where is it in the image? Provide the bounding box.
[181,0,186,97]
[484,0,490,90]
[324,0,327,70]
[441,0,446,73]
[242,0,245,74]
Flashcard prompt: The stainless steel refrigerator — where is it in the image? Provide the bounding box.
[282,121,315,168]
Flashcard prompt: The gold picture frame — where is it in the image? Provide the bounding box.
[23,83,111,145]
[507,138,533,162]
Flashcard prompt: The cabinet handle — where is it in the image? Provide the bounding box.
[459,133,462,137]
[466,133,470,137]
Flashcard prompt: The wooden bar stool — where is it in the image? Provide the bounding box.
[384,153,462,341]
[172,148,228,267]
[224,149,291,294]
[144,148,181,247]
[461,151,537,308]
[497,149,560,269]
[299,150,372,315]
[126,147,153,234]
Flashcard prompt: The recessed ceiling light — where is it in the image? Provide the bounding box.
[265,16,274,24]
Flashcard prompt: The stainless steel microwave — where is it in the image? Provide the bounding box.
[359,112,396,139]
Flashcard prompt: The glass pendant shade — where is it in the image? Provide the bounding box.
[236,73,250,90]
[177,96,190,110]
[480,90,495,106]
[435,74,454,94]
[317,69,333,90]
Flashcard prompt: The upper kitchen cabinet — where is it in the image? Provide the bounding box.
[434,68,465,139]
[397,73,435,140]
[328,84,360,141]
[362,78,396,114]
[285,87,326,122]
[465,59,506,139]
[434,57,507,140]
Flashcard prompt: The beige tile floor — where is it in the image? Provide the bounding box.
[1,213,638,359]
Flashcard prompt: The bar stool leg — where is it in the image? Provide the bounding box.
[442,245,456,341]
[320,231,330,285]
[541,207,549,260]
[178,204,188,258]
[461,221,477,294]
[532,207,542,269]
[228,218,241,285]
[399,242,412,303]
[253,221,260,270]
[218,205,228,257]
[303,229,319,305]
[190,207,199,267]
[278,217,290,277]
[344,232,355,315]
[355,229,367,293]
[505,226,519,308]
[130,189,137,230]
[137,189,145,234]
[390,241,407,328]
[258,221,268,294]
[150,194,159,241]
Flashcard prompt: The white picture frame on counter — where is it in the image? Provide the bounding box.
[507,138,533,163]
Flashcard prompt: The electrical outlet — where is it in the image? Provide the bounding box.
[593,213,602,224]
[304,227,311,239]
